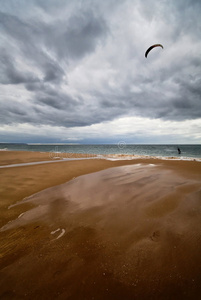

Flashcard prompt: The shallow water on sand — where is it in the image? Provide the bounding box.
[1,164,201,299]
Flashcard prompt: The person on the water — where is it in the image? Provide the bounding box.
[177,147,181,154]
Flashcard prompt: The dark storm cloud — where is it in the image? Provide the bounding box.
[0,0,201,140]
[0,99,37,125]
[43,10,108,61]
[34,92,79,111]
[43,63,64,83]
[0,51,39,84]
[0,1,110,129]
[0,11,63,84]
[0,7,107,83]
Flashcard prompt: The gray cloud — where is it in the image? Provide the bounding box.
[50,10,108,60]
[0,6,107,83]
[0,51,39,84]
[0,0,201,143]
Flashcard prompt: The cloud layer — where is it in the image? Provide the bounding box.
[0,0,201,143]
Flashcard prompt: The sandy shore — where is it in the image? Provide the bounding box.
[0,150,97,166]
[0,151,201,299]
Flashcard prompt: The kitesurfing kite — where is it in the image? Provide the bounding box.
[145,44,163,58]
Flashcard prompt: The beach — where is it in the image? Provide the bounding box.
[1,151,201,299]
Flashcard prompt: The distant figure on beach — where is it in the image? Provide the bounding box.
[177,147,181,155]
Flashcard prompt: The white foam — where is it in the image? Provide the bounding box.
[50,228,65,240]
[18,213,24,218]
[51,228,60,235]
[56,229,65,240]
[101,154,201,162]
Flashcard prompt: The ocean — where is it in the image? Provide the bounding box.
[0,143,201,160]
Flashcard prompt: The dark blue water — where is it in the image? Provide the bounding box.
[0,143,201,159]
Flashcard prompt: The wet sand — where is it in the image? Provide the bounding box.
[0,150,96,166]
[0,152,201,299]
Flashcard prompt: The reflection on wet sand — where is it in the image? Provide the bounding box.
[1,164,201,299]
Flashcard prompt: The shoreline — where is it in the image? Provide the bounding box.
[0,150,201,169]
[1,151,201,298]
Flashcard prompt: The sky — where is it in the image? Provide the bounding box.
[0,0,201,144]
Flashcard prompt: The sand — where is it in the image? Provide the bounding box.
[0,151,201,299]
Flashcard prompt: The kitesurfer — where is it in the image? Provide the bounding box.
[145,44,163,58]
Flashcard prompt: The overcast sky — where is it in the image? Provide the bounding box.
[0,0,201,144]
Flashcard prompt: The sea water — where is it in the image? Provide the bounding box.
[0,143,201,160]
